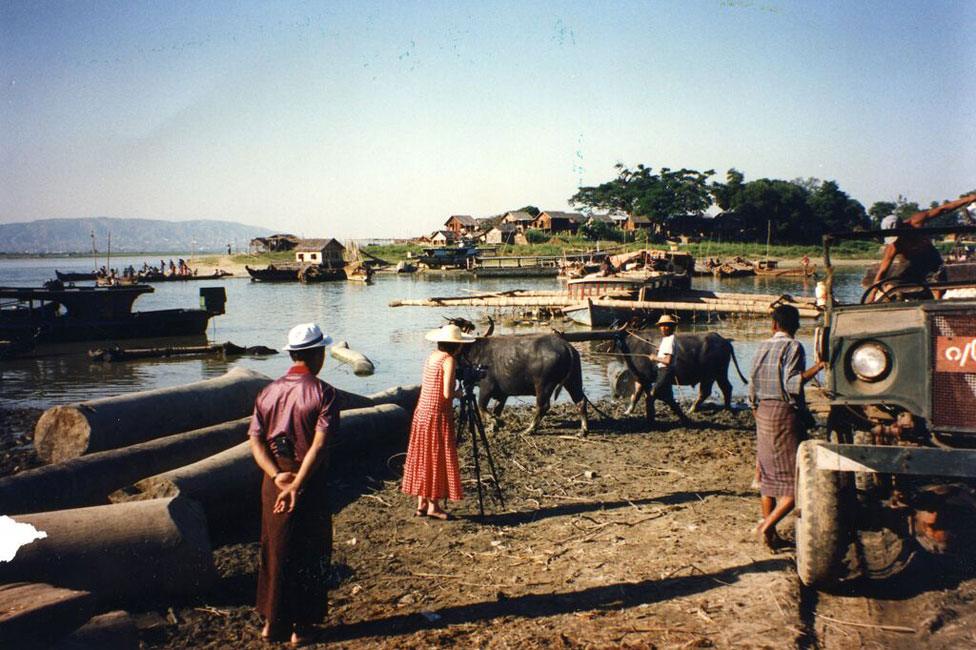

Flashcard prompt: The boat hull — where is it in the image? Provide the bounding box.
[0,308,212,344]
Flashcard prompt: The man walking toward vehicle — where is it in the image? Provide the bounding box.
[748,305,823,550]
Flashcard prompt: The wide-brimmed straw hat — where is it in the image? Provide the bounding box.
[655,314,678,326]
[425,323,476,344]
[283,323,333,351]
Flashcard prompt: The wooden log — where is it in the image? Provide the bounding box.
[0,497,215,603]
[110,404,410,534]
[335,384,421,413]
[34,367,271,463]
[0,418,250,515]
[0,582,95,647]
[52,610,137,650]
[330,340,375,376]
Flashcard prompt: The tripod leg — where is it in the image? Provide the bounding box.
[472,403,505,508]
[467,407,486,519]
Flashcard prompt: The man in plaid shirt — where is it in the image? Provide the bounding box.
[748,305,824,550]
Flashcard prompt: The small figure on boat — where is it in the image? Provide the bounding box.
[598,257,617,277]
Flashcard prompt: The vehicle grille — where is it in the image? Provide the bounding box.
[931,313,976,431]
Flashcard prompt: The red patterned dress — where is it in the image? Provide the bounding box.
[401,351,464,501]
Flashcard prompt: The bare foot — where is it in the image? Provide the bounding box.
[426,507,452,520]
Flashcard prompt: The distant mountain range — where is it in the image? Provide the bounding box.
[0,217,274,254]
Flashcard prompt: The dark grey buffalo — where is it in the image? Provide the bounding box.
[613,331,747,423]
[460,332,589,435]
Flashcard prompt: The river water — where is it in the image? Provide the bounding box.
[0,256,867,411]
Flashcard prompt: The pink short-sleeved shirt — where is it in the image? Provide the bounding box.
[248,365,340,463]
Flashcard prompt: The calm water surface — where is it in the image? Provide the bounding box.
[0,256,866,411]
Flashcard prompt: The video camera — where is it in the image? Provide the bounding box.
[457,361,488,386]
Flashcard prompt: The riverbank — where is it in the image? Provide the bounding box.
[4,400,975,647]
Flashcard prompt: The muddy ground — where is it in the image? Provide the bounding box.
[5,401,976,648]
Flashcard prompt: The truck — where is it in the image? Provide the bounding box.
[797,224,976,588]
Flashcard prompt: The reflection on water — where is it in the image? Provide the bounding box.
[0,256,866,411]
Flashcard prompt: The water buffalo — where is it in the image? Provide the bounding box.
[459,331,589,436]
[612,330,747,424]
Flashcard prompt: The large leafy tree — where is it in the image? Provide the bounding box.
[868,201,897,226]
[711,170,868,243]
[569,164,714,228]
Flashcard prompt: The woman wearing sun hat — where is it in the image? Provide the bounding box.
[401,323,475,520]
[248,322,338,645]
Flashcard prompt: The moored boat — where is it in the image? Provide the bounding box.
[55,270,97,282]
[0,284,222,345]
[245,264,300,282]
[138,270,233,282]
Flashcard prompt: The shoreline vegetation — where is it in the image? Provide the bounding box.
[3,239,886,270]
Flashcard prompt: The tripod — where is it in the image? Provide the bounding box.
[456,380,505,519]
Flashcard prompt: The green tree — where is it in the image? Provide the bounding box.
[525,229,551,244]
[868,201,897,226]
[516,205,540,217]
[710,168,744,210]
[570,164,714,229]
[579,219,623,242]
[807,180,869,234]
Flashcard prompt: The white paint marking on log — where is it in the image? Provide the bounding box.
[0,516,47,561]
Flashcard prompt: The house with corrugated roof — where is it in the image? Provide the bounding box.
[500,211,537,233]
[622,215,653,232]
[294,238,345,266]
[444,215,479,236]
[533,211,585,234]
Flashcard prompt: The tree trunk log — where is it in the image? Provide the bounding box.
[111,404,409,535]
[334,384,420,413]
[0,582,95,647]
[0,418,249,515]
[33,367,271,463]
[52,610,137,650]
[0,497,215,604]
[330,341,375,376]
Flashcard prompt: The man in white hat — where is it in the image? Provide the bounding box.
[248,322,338,644]
[647,314,691,424]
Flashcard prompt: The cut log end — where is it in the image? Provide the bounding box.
[34,406,92,464]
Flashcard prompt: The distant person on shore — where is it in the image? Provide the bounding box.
[401,324,474,519]
[227,243,232,255]
[248,323,339,644]
[748,305,824,551]
[867,194,976,301]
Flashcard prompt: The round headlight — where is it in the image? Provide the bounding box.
[850,342,890,382]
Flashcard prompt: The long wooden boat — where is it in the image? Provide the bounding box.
[55,270,96,282]
[0,284,218,344]
[138,270,232,282]
[562,294,818,326]
[245,264,300,282]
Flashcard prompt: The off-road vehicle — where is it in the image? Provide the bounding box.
[797,224,976,588]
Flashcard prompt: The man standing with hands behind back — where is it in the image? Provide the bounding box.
[249,322,340,645]
[748,305,824,550]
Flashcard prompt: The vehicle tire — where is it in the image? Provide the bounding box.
[795,439,855,588]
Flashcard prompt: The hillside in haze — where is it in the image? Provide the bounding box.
[0,218,274,254]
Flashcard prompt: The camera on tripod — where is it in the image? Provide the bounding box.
[457,361,488,387]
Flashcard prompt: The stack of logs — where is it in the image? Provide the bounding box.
[0,367,419,648]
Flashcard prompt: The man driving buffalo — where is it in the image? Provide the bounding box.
[613,318,747,427]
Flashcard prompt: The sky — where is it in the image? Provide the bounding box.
[2,1,974,238]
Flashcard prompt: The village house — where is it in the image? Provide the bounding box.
[294,238,345,267]
[444,215,479,237]
[500,210,537,233]
[430,230,457,245]
[249,233,300,253]
[484,223,517,245]
[533,211,585,234]
[621,214,654,232]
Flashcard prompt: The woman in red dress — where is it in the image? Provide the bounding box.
[401,324,475,519]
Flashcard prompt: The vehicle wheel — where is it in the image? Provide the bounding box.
[795,439,855,588]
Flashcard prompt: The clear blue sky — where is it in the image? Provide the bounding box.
[2,1,974,238]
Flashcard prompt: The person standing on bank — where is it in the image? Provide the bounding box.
[402,323,475,520]
[649,314,691,425]
[248,323,339,645]
[748,305,824,550]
